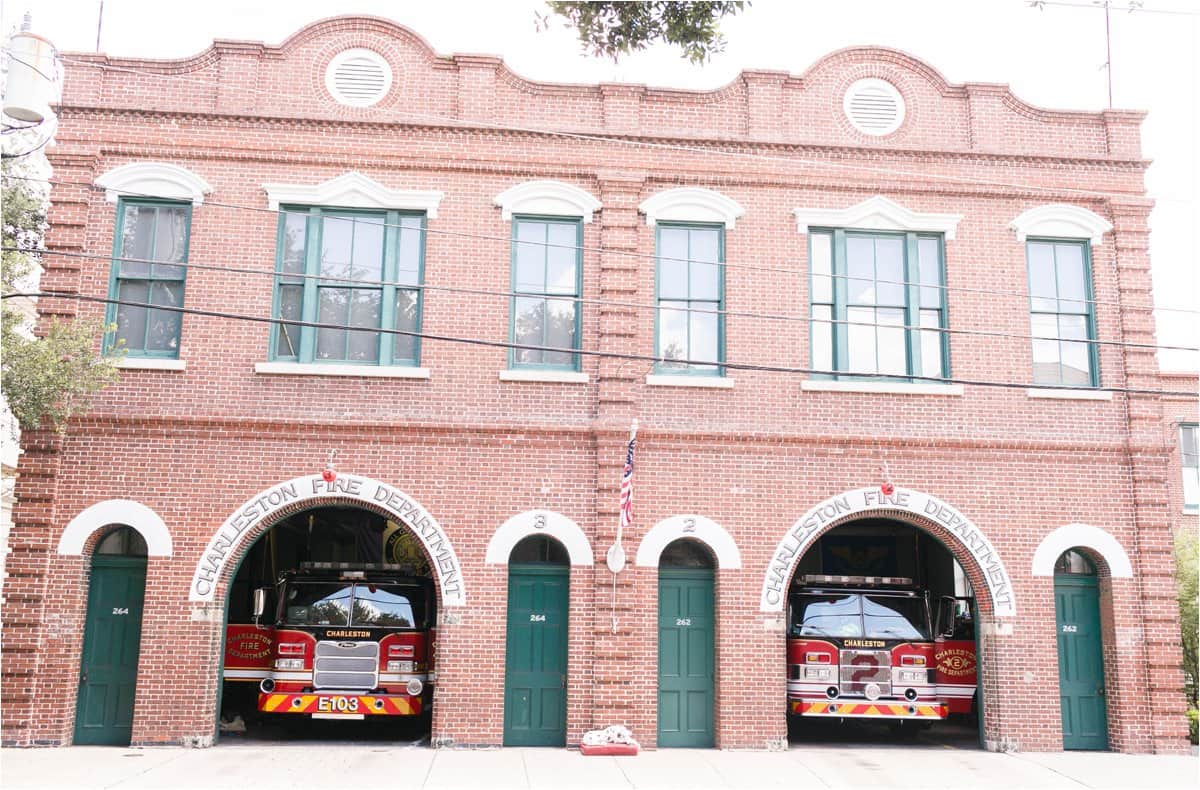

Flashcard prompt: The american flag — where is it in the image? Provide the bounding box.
[619,427,636,532]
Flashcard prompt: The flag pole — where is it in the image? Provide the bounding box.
[608,418,637,633]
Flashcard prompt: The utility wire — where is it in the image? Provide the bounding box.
[18,51,1157,205]
[5,289,1195,398]
[1028,1,1200,17]
[10,244,1198,354]
[6,172,1198,318]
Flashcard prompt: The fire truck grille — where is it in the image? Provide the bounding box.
[839,649,892,697]
[314,641,379,691]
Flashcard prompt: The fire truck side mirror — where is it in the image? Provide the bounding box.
[937,596,956,639]
[252,588,267,621]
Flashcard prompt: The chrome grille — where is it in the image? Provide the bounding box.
[314,641,378,690]
[839,649,892,697]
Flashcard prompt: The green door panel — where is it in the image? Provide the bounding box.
[75,556,147,746]
[1055,574,1109,750]
[504,565,569,746]
[657,568,714,747]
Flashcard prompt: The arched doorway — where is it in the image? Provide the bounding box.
[657,539,716,748]
[784,516,981,746]
[1054,548,1109,750]
[218,504,437,742]
[74,526,148,746]
[503,535,570,746]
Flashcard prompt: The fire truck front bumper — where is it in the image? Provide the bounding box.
[259,692,423,717]
[792,699,947,719]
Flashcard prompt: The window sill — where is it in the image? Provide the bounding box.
[646,374,734,389]
[1026,388,1112,401]
[801,380,963,396]
[254,362,431,379]
[115,357,186,371]
[499,370,589,384]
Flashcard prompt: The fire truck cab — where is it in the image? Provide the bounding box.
[787,574,975,724]
[252,562,436,720]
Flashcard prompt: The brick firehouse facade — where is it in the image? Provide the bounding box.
[2,16,1193,753]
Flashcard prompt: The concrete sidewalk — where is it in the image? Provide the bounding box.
[1,744,1196,790]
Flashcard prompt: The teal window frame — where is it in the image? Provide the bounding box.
[808,228,949,381]
[1181,423,1199,512]
[508,215,583,371]
[1025,237,1099,388]
[105,197,192,358]
[269,206,426,366]
[653,222,726,376]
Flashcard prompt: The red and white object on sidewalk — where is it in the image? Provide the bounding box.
[579,725,640,756]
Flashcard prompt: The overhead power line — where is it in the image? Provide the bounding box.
[10,245,1198,355]
[4,289,1195,398]
[5,173,1198,319]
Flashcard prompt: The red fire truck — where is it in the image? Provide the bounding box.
[787,575,977,725]
[224,562,436,720]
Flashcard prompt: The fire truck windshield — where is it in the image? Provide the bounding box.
[791,593,930,640]
[283,582,428,629]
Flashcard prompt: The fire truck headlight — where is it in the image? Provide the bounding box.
[804,667,832,681]
[406,679,423,696]
[388,660,415,673]
[274,658,304,670]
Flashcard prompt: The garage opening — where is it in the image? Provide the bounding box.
[219,505,435,744]
[786,518,980,748]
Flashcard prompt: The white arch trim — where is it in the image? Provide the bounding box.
[485,510,594,566]
[1009,204,1112,246]
[188,473,465,606]
[639,187,745,229]
[635,515,742,569]
[793,195,962,240]
[1031,523,1133,578]
[95,162,213,205]
[761,487,1016,617]
[58,499,173,557]
[493,180,602,223]
[262,172,444,216]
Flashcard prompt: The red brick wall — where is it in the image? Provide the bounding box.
[2,15,1191,753]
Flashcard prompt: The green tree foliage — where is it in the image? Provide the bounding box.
[540,2,748,64]
[1176,529,1198,716]
[1,156,121,432]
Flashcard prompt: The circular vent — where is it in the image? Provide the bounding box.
[843,78,905,136]
[325,49,393,108]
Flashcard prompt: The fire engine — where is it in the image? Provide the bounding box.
[224,562,436,720]
[787,575,977,725]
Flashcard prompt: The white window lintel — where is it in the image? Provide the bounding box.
[95,162,213,205]
[494,180,601,223]
[255,362,431,379]
[1009,204,1112,246]
[793,195,962,240]
[263,172,443,216]
[640,187,745,229]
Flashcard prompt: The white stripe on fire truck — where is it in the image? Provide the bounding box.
[223,669,271,680]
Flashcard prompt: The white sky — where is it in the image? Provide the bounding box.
[6,0,1198,371]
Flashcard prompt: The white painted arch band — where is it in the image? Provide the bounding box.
[494,180,602,223]
[1031,523,1133,577]
[263,171,443,216]
[760,487,1016,617]
[58,499,173,557]
[189,474,465,606]
[1008,204,1112,246]
[793,195,962,239]
[636,515,742,569]
[485,510,594,566]
[639,187,745,229]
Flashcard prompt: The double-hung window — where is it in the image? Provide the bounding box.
[655,223,723,375]
[1182,424,1199,511]
[272,207,424,366]
[108,199,191,357]
[1026,239,1097,387]
[510,217,582,369]
[809,229,946,379]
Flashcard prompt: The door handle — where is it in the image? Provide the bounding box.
[561,674,567,689]
[1097,686,1105,697]
[80,671,87,685]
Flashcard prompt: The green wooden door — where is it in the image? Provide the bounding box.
[658,568,714,748]
[504,564,569,746]
[1055,573,1108,750]
[75,556,147,745]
